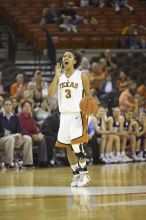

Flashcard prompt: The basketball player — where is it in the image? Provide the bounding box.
[48,49,91,187]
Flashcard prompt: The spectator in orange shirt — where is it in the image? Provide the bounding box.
[89,61,106,94]
[116,71,132,92]
[10,73,28,100]
[119,82,138,114]
[104,49,117,73]
[137,80,146,99]
[137,80,146,109]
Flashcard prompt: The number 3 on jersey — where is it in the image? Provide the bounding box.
[65,89,71,98]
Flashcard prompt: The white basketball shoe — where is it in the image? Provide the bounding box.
[77,174,90,187]
[71,174,80,187]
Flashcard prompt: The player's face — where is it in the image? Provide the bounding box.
[62,51,76,69]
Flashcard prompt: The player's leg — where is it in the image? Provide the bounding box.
[70,113,90,187]
[66,146,80,187]
[72,143,90,187]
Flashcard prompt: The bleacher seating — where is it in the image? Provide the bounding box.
[0,0,146,53]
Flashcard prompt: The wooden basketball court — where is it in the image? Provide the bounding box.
[0,163,146,220]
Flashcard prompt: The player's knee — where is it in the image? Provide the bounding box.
[72,144,86,159]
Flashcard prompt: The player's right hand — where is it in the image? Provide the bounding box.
[55,62,62,79]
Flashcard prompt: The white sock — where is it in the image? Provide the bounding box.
[72,144,80,153]
[79,161,86,169]
[71,164,79,172]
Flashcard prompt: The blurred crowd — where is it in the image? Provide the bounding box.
[40,1,134,27]
[39,1,146,49]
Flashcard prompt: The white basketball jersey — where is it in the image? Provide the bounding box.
[58,69,83,113]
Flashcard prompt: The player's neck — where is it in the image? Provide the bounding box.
[64,67,75,77]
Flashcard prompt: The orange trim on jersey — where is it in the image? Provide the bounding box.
[55,140,71,148]
[71,134,89,144]
[71,113,89,144]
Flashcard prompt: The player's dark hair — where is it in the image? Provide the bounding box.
[63,49,81,68]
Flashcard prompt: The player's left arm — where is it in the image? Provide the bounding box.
[81,73,91,96]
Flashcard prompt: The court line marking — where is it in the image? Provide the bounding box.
[0,186,146,196]
[89,199,146,207]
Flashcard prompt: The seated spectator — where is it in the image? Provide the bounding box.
[18,100,48,167]
[79,50,90,74]
[109,107,132,162]
[121,24,146,49]
[24,82,35,99]
[92,105,113,164]
[59,2,85,32]
[137,80,146,101]
[138,25,146,49]
[137,80,146,110]
[79,55,90,75]
[89,60,107,95]
[99,74,117,95]
[89,62,106,88]
[135,93,145,112]
[59,15,78,32]
[10,73,28,100]
[116,71,131,92]
[0,98,33,169]
[121,24,139,48]
[33,88,43,109]
[41,4,60,24]
[114,0,134,12]
[99,74,120,112]
[134,111,146,160]
[41,107,60,165]
[0,71,8,96]
[10,97,21,114]
[34,98,50,127]
[49,97,58,114]
[119,82,138,114]
[104,49,117,73]
[80,49,89,63]
[28,69,48,98]
[98,58,108,73]
[122,109,139,161]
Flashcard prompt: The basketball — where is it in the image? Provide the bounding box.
[79,96,98,115]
